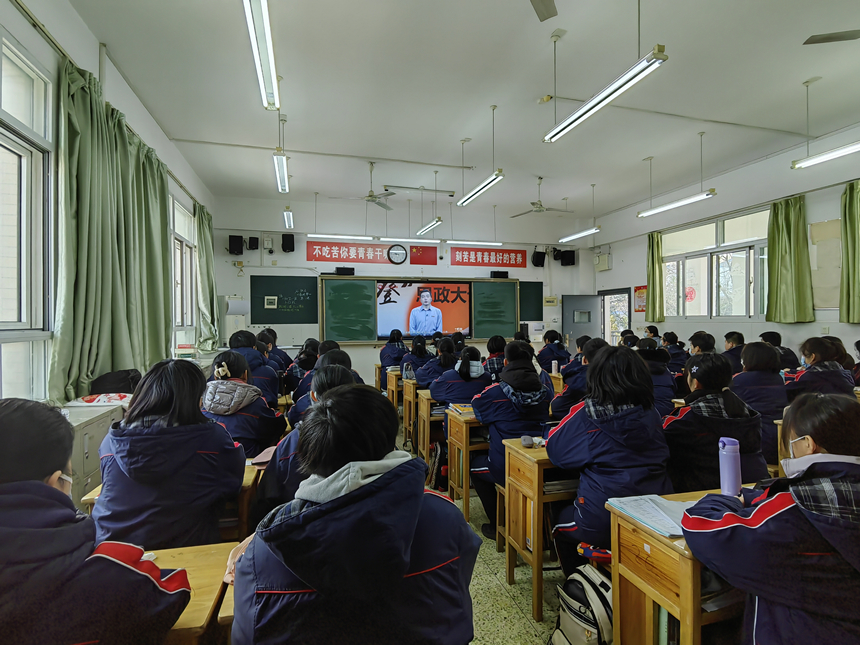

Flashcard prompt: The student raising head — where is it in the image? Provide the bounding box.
[547,346,673,572]
[537,330,571,372]
[682,393,860,645]
[759,330,800,370]
[292,344,364,401]
[202,351,287,458]
[228,330,280,407]
[483,335,507,380]
[785,337,855,402]
[415,337,457,388]
[637,337,676,417]
[663,353,768,493]
[232,385,481,644]
[380,329,408,369]
[0,399,192,645]
[399,335,432,374]
[551,337,609,419]
[429,346,493,435]
[661,331,688,373]
[94,359,245,550]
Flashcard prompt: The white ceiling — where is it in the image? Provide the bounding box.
[69,0,860,226]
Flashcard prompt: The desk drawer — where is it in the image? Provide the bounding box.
[618,520,681,608]
[507,452,537,492]
[448,417,465,445]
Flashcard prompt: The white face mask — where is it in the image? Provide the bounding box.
[59,473,74,500]
[789,435,809,460]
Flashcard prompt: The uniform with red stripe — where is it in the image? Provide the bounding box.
[250,425,307,527]
[428,365,493,435]
[202,379,287,458]
[536,341,571,373]
[380,340,408,369]
[293,367,364,401]
[784,361,855,402]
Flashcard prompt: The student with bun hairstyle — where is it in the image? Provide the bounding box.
[400,335,433,374]
[202,351,287,458]
[537,330,571,372]
[682,393,860,645]
[637,337,676,417]
[483,335,507,380]
[451,331,466,357]
[430,346,493,434]
[759,331,800,371]
[661,331,688,373]
[823,335,856,371]
[663,353,768,493]
[550,338,608,419]
[228,330,280,407]
[380,329,408,369]
[262,327,292,371]
[416,337,457,388]
[785,337,855,402]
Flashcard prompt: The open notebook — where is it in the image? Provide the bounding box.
[606,495,697,537]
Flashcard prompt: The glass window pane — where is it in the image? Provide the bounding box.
[0,143,21,323]
[663,261,679,317]
[0,340,46,399]
[602,293,629,346]
[1,45,46,137]
[183,243,193,327]
[662,223,716,257]
[713,250,748,316]
[174,201,194,243]
[724,210,769,245]
[759,246,768,315]
[173,238,182,327]
[684,256,709,316]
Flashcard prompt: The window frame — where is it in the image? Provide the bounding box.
[170,196,197,348]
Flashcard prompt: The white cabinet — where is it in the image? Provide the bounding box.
[64,405,124,512]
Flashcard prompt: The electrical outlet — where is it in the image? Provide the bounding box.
[233,261,244,268]
[821,326,830,334]
[552,317,559,323]
[270,260,278,266]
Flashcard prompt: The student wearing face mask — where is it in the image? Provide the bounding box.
[429,346,493,435]
[785,338,855,402]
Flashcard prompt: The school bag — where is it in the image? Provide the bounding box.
[551,564,613,645]
[90,369,141,396]
[402,362,416,381]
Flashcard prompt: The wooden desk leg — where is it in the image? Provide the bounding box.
[461,446,470,523]
[611,514,622,645]
[679,557,702,645]
[532,485,545,622]
[505,484,516,586]
[644,599,658,645]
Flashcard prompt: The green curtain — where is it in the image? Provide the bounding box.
[645,232,664,323]
[766,195,814,323]
[195,203,220,350]
[48,60,172,403]
[840,181,860,323]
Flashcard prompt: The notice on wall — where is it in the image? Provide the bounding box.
[307,241,392,263]
[634,285,647,312]
[450,247,527,268]
[808,220,841,309]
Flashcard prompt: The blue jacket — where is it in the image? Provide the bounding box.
[0,481,191,645]
[380,342,408,369]
[723,345,744,375]
[537,342,571,373]
[731,371,788,464]
[287,392,312,428]
[682,459,860,644]
[550,363,587,419]
[400,351,433,375]
[233,346,280,406]
[649,363,677,418]
[774,345,800,371]
[547,402,673,548]
[251,429,306,528]
[560,356,582,378]
[266,352,286,372]
[785,361,855,402]
[284,360,311,395]
[415,357,450,388]
[201,380,287,458]
[233,458,481,645]
[94,419,246,550]
[665,344,688,373]
[270,345,293,370]
[429,368,494,433]
[293,367,364,401]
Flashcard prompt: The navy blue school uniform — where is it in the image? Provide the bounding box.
[550,362,587,419]
[265,352,286,372]
[730,371,788,464]
[537,342,571,373]
[231,346,280,407]
[429,368,493,434]
[293,367,365,401]
[284,361,310,395]
[560,357,582,378]
[722,344,744,374]
[773,345,800,371]
[547,400,673,549]
[784,361,855,402]
[202,380,287,458]
[269,345,293,370]
[0,481,191,645]
[251,428,307,528]
[483,352,505,380]
[639,348,676,417]
[287,392,312,428]
[415,357,448,388]
[682,458,860,644]
[93,418,246,550]
[539,367,554,392]
[570,351,584,366]
[380,341,408,369]
[664,343,688,373]
[400,351,433,374]
[233,458,480,645]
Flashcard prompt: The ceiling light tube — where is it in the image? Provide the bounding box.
[791,140,860,169]
[243,0,280,110]
[283,207,293,229]
[446,239,504,247]
[416,217,443,236]
[273,149,289,193]
[558,226,600,243]
[307,233,373,241]
[637,188,716,218]
[544,45,667,143]
[379,237,440,245]
[456,170,504,207]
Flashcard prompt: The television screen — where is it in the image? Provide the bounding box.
[376,281,471,339]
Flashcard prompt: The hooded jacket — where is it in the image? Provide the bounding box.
[785,361,855,402]
[0,481,190,645]
[269,345,293,371]
[284,359,312,395]
[639,348,676,417]
[429,367,494,433]
[537,342,571,373]
[682,457,860,644]
[415,356,451,389]
[93,419,246,549]
[662,390,769,493]
[730,371,788,464]
[665,343,689,374]
[293,366,364,401]
[251,428,306,528]
[400,351,433,375]
[287,392,313,428]
[547,401,673,549]
[550,362,587,419]
[231,346,280,406]
[722,345,744,374]
[202,379,286,458]
[471,360,552,483]
[774,345,800,371]
[233,457,480,645]
[380,341,408,369]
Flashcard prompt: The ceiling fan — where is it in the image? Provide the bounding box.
[329,162,394,211]
[510,177,569,218]
[803,29,860,45]
[529,0,557,22]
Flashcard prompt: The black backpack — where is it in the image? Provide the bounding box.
[90,369,142,395]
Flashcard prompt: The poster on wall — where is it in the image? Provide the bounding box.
[634,285,647,313]
[376,281,471,339]
[450,247,527,268]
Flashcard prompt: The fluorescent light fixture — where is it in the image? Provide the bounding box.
[637,188,716,218]
[446,239,504,247]
[791,140,860,169]
[417,217,443,236]
[558,226,600,243]
[456,170,504,207]
[379,237,440,245]
[307,233,374,241]
[242,0,279,110]
[544,45,667,143]
[273,149,289,193]
[283,207,293,229]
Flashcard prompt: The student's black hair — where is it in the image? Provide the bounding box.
[302,338,320,355]
[388,329,403,344]
[782,393,860,457]
[299,384,398,477]
[318,349,352,370]
[585,346,653,410]
[684,353,733,390]
[229,330,257,349]
[800,337,839,364]
[513,331,529,342]
[211,350,250,381]
[822,336,855,369]
[689,332,716,353]
[620,329,634,338]
[855,339,860,360]
[263,328,278,343]
[125,359,209,428]
[0,399,74,483]
[677,341,686,350]
[725,331,745,346]
[318,340,340,356]
[410,335,429,358]
[759,331,782,347]
[311,364,355,397]
[431,331,444,343]
[583,337,609,363]
[451,331,466,354]
[295,349,318,371]
[662,331,678,345]
[740,342,781,373]
[543,330,565,349]
[436,337,457,368]
[622,335,640,348]
[505,340,534,363]
[487,335,506,354]
[457,346,482,381]
[256,331,274,347]
[255,340,269,356]
[637,338,658,351]
[646,325,659,337]
[575,335,592,350]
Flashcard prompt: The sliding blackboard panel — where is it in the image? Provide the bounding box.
[323,279,376,341]
[519,281,543,321]
[473,281,518,338]
[250,275,318,325]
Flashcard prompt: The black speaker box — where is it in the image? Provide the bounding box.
[228,235,244,255]
[282,233,295,253]
[335,267,355,276]
[248,236,259,250]
[531,251,546,267]
[490,270,509,279]
[560,250,577,266]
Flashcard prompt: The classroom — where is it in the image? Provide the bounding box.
[1,1,859,644]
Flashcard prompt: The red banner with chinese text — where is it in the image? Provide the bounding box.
[307,241,392,263]
[450,247,527,268]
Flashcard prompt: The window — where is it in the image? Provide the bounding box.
[713,250,749,316]
[1,42,48,138]
[599,289,630,346]
[684,256,709,317]
[662,223,716,256]
[663,260,680,317]
[0,339,48,399]
[171,198,197,350]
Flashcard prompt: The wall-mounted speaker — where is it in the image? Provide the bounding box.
[248,236,259,250]
[531,251,546,267]
[282,233,294,253]
[560,250,577,266]
[335,267,355,276]
[228,235,244,255]
[490,270,509,279]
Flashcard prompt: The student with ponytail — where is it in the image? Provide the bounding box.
[451,331,466,358]
[785,337,855,402]
[380,329,408,369]
[415,337,457,388]
[550,337,608,419]
[400,335,433,374]
[429,346,493,434]
[537,330,571,373]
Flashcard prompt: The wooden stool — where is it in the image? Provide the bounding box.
[495,484,506,553]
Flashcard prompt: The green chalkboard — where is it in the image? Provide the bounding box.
[323,279,377,341]
[473,281,519,338]
[519,281,543,321]
[250,275,318,325]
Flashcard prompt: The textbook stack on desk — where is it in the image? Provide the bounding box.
[543,478,579,494]
[448,403,475,417]
[605,495,696,537]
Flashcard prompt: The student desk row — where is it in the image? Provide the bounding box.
[549,372,564,395]
[386,368,403,407]
[402,378,420,447]
[446,409,489,522]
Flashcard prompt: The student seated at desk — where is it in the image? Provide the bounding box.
[262,327,293,371]
[94,359,245,550]
[759,330,800,371]
[429,346,493,434]
[256,339,280,374]
[567,334,591,368]
[663,354,768,493]
[284,342,318,395]
[823,335,856,372]
[682,393,860,645]
[289,351,358,428]
[400,335,433,374]
[723,331,746,374]
[537,330,571,373]
[546,346,673,573]
[293,342,365,400]
[470,341,552,538]
[202,351,287,458]
[637,337,676,417]
[785,337,855,402]
[661,331,689,374]
[0,399,191,645]
[522,341,556,393]
[380,328,408,369]
[415,337,457,388]
[429,330,444,355]
[451,331,466,357]
[483,335,506,380]
[551,338,608,419]
[224,330,280,407]
[232,385,481,645]
[257,331,285,371]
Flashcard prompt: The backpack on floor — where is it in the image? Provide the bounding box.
[550,564,613,645]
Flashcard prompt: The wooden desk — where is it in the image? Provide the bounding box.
[276,394,292,415]
[446,410,489,522]
[775,419,786,477]
[855,387,860,404]
[218,583,235,629]
[152,542,237,645]
[549,373,563,395]
[402,379,419,449]
[386,368,402,407]
[237,463,261,539]
[417,391,443,467]
[375,363,382,390]
[503,438,576,622]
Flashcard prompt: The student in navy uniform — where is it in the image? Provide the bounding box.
[285,345,317,395]
[293,348,364,405]
[470,341,552,538]
[730,342,788,464]
[232,385,481,645]
[854,340,860,385]
[644,325,660,340]
[94,359,245,550]
[451,331,466,357]
[380,329,408,369]
[415,337,457,388]
[483,335,506,380]
[759,331,800,371]
[682,393,860,645]
[257,331,285,371]
[637,337,676,417]
[550,338,608,419]
[688,331,716,355]
[567,334,591,368]
[662,331,689,373]
[823,335,856,372]
[262,327,293,370]
[663,353,768,493]
[225,330,280,407]
[723,331,745,374]
[400,335,433,374]
[537,330,571,373]
[429,346,493,434]
[256,339,281,373]
[521,340,556,393]
[0,398,192,645]
[429,331,444,355]
[202,351,287,458]
[785,337,856,402]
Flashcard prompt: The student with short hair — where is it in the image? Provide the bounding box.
[823,335,857,372]
[622,334,640,348]
[380,329,408,369]
[430,346,493,434]
[688,332,716,355]
[759,331,800,371]
[723,331,745,374]
[262,327,293,371]
[483,335,507,379]
[257,331,285,371]
[284,347,317,395]
[637,338,676,416]
[429,331,444,355]
[537,330,571,372]
[567,334,591,368]
[645,325,659,339]
[663,354,768,493]
[202,351,287,458]
[551,338,609,419]
[400,335,433,374]
[513,330,529,342]
[228,330,280,407]
[620,329,635,338]
[415,337,457,388]
[785,337,855,402]
[293,349,364,402]
[232,385,481,645]
[661,331,688,373]
[94,359,245,549]
[730,342,788,464]
[682,393,860,645]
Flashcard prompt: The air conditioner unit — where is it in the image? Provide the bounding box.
[594,254,612,272]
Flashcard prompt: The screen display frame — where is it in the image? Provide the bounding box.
[375,280,473,340]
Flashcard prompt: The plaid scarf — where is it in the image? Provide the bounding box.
[791,477,860,523]
[485,354,505,379]
[688,393,729,419]
[121,414,173,430]
[806,361,846,373]
[583,399,635,421]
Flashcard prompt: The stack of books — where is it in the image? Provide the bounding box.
[448,403,475,417]
[176,343,198,360]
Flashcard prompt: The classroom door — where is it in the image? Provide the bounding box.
[561,295,601,348]
[598,288,631,346]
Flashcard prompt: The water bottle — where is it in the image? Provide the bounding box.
[551,360,559,374]
[719,437,742,497]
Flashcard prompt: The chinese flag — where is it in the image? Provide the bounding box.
[409,245,437,265]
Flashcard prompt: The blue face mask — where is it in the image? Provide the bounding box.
[800,356,809,368]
